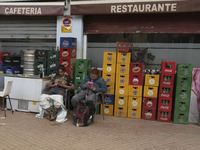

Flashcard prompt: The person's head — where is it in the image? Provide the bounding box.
[90,68,100,80]
[57,65,66,77]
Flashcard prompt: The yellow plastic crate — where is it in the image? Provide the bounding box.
[143,85,158,98]
[117,52,131,64]
[145,74,160,86]
[102,73,116,85]
[128,97,142,108]
[128,85,143,97]
[116,63,130,75]
[128,107,141,119]
[115,85,129,96]
[103,63,116,74]
[115,96,128,108]
[114,105,127,118]
[116,74,129,86]
[0,71,3,74]
[100,104,114,116]
[105,84,115,95]
[103,52,116,64]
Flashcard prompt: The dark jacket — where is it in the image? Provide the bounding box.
[80,76,107,93]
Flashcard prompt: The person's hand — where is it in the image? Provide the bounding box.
[90,85,96,91]
[57,81,64,87]
[52,83,58,87]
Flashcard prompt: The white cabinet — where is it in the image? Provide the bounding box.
[4,75,50,112]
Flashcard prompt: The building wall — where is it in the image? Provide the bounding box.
[56,4,84,59]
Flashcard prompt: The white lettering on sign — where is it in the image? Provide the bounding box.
[5,7,42,15]
[111,3,177,13]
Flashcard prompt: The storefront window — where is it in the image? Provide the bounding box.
[87,33,200,68]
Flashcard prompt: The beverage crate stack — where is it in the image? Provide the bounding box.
[173,64,193,124]
[0,52,10,74]
[114,42,132,118]
[74,59,92,90]
[142,72,159,120]
[34,50,59,77]
[59,37,77,78]
[128,63,144,119]
[101,52,117,116]
[2,53,21,75]
[157,61,176,122]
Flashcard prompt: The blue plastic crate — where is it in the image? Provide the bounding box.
[60,37,77,48]
[0,62,3,71]
[104,94,115,105]
[3,66,15,74]
[14,66,21,74]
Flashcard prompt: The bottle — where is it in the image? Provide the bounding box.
[40,68,43,78]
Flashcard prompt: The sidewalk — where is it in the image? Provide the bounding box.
[1,110,200,150]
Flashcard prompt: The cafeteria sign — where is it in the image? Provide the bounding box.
[62,15,73,33]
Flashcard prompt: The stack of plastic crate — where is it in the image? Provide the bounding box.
[74,59,92,90]
[173,64,193,124]
[114,42,132,118]
[35,50,59,77]
[128,63,144,119]
[59,37,77,78]
[157,61,176,122]
[142,73,160,120]
[101,52,117,116]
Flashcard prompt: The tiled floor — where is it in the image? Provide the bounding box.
[1,110,200,150]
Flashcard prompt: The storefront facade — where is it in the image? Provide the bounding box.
[70,0,200,68]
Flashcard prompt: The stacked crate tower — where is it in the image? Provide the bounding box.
[173,64,193,124]
[74,59,92,90]
[101,52,117,116]
[35,50,59,77]
[142,71,160,120]
[128,63,144,119]
[114,42,131,118]
[59,37,77,78]
[157,61,176,122]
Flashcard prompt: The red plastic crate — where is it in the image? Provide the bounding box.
[59,47,76,59]
[59,58,76,69]
[142,108,157,120]
[130,63,144,74]
[158,97,173,111]
[65,68,74,79]
[116,42,133,52]
[161,61,176,74]
[142,97,158,109]
[157,110,171,122]
[160,74,175,86]
[159,85,174,98]
[0,52,10,62]
[129,74,143,86]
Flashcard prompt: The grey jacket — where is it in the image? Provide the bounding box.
[80,76,107,93]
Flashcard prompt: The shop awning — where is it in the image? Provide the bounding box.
[0,2,65,16]
[71,0,200,15]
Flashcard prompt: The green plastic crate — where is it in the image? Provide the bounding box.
[75,80,83,90]
[46,61,59,70]
[47,51,59,61]
[34,68,47,76]
[75,71,87,80]
[175,87,192,101]
[177,64,193,77]
[75,59,92,71]
[35,60,47,70]
[176,76,192,90]
[46,69,57,76]
[96,104,100,114]
[174,100,190,113]
[173,111,189,124]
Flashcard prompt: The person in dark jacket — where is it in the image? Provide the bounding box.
[71,68,107,112]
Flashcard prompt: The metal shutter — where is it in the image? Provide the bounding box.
[0,16,57,53]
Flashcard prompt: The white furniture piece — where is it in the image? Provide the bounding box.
[0,81,13,117]
[4,75,50,113]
